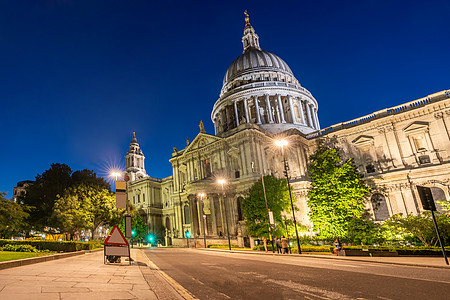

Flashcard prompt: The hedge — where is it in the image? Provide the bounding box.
[0,240,103,252]
[338,245,450,256]
[207,244,239,249]
[253,245,331,253]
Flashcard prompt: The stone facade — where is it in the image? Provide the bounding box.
[125,14,450,247]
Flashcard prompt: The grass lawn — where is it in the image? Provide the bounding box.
[0,251,54,262]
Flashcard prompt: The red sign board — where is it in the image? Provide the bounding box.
[105,225,129,246]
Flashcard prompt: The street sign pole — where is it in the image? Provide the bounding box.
[430,209,449,265]
[417,186,448,265]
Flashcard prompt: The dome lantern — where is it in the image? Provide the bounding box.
[242,11,261,53]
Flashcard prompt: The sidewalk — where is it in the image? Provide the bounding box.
[0,249,184,300]
[200,248,450,269]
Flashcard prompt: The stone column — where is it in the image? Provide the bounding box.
[234,100,239,127]
[306,102,313,127]
[266,94,274,123]
[210,196,218,235]
[243,98,249,123]
[298,98,305,124]
[288,95,296,124]
[434,112,450,160]
[277,94,286,123]
[196,199,203,236]
[313,107,320,129]
[254,96,261,124]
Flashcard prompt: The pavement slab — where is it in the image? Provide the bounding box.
[0,248,184,299]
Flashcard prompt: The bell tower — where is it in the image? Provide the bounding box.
[125,132,148,181]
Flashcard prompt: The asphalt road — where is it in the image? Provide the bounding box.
[142,248,450,300]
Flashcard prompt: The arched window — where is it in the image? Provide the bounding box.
[371,194,389,221]
[237,197,244,221]
[184,205,190,224]
[430,187,446,213]
[165,217,171,230]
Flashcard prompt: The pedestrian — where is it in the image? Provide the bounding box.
[281,235,289,254]
[333,238,342,255]
[262,236,268,252]
[275,236,282,253]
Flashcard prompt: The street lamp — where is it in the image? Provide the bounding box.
[111,172,121,181]
[198,193,208,248]
[218,179,231,251]
[252,163,275,253]
[275,139,302,254]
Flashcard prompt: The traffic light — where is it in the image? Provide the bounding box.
[185,231,191,238]
[131,230,136,237]
[147,234,154,242]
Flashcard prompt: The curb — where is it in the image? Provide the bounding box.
[0,248,103,270]
[197,248,450,270]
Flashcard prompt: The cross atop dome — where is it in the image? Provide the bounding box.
[242,10,261,53]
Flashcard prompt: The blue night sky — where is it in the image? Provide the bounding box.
[1,0,449,196]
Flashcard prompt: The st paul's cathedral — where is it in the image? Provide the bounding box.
[124,13,450,247]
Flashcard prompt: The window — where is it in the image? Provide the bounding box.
[371,194,389,221]
[419,155,431,164]
[138,195,140,203]
[133,196,135,204]
[184,205,190,224]
[366,164,376,173]
[235,170,240,178]
[143,194,145,202]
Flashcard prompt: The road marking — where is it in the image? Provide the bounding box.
[141,250,198,300]
[266,278,353,300]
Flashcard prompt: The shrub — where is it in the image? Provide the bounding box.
[1,244,38,252]
[0,240,103,252]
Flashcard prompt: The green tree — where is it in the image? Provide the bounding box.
[19,164,111,230]
[18,163,72,229]
[0,193,30,238]
[307,144,370,239]
[115,207,148,241]
[242,175,292,238]
[346,215,384,245]
[383,212,450,246]
[53,184,121,240]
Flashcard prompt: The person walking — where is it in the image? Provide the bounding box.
[275,236,282,253]
[281,235,289,254]
[262,236,268,252]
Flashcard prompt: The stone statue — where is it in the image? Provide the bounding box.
[199,120,206,133]
[173,146,177,153]
[259,106,265,123]
[186,137,190,146]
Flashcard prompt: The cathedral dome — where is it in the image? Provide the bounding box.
[212,12,320,136]
[223,49,294,86]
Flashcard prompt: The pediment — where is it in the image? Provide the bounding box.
[352,135,374,147]
[184,133,222,153]
[404,121,429,135]
[227,146,240,158]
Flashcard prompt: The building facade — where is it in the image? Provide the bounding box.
[126,14,450,247]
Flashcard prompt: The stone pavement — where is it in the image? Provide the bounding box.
[0,249,184,300]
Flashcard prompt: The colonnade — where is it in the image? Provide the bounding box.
[214,94,320,134]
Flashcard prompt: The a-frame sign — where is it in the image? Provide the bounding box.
[105,225,129,246]
[104,225,130,264]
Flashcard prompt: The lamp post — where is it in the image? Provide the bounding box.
[275,139,302,254]
[252,163,275,253]
[198,193,207,248]
[218,179,231,251]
